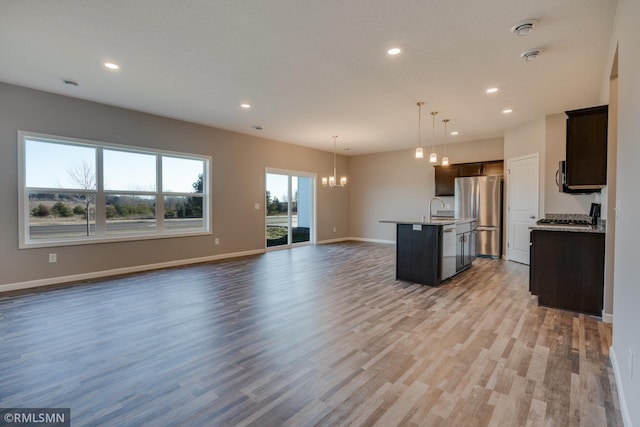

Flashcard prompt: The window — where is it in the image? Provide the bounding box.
[19,131,210,248]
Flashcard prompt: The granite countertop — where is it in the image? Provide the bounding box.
[529,223,605,233]
[380,218,476,226]
[529,213,606,234]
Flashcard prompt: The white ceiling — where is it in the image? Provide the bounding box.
[0,0,617,156]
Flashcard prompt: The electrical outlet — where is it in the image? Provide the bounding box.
[254,203,260,210]
[48,253,57,263]
[629,349,634,379]
[333,227,336,233]
[214,238,219,245]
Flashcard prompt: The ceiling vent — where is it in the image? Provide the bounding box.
[511,19,538,36]
[520,48,542,61]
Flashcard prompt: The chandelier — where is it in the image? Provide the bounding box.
[322,135,347,188]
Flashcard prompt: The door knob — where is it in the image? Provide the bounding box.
[529,215,536,219]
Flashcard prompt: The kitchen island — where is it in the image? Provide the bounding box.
[380,218,477,286]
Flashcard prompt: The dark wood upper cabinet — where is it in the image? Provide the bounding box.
[434,165,459,196]
[482,161,504,176]
[565,105,608,190]
[458,162,483,177]
[434,160,503,196]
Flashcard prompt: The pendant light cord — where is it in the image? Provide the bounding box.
[418,102,423,148]
[443,119,449,156]
[432,112,436,153]
[333,135,338,179]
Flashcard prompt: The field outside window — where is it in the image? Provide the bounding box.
[19,132,210,248]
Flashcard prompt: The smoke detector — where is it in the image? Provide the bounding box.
[520,48,543,61]
[511,19,538,36]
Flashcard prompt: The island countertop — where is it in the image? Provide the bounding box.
[380,218,476,226]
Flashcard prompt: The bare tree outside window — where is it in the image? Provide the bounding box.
[21,132,209,246]
[66,160,96,236]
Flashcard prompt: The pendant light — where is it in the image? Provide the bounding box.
[322,135,347,188]
[429,111,439,163]
[441,119,450,166]
[415,102,424,159]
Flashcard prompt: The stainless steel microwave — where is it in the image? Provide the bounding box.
[556,161,597,194]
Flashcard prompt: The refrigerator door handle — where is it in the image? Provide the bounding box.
[474,180,480,221]
[477,226,498,232]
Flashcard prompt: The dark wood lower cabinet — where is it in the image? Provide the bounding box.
[396,224,442,285]
[530,230,604,316]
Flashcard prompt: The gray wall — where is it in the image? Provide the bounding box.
[503,116,547,218]
[503,114,601,220]
[0,82,349,286]
[348,138,504,242]
[607,0,640,424]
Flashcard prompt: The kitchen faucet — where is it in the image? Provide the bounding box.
[428,197,446,222]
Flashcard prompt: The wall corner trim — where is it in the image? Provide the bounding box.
[0,249,266,294]
[602,312,614,324]
[609,346,633,427]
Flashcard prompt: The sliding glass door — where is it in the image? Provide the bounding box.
[266,170,314,249]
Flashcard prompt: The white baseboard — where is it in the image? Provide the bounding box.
[348,237,395,245]
[610,346,633,427]
[602,312,613,324]
[317,237,395,245]
[317,237,351,245]
[0,248,265,294]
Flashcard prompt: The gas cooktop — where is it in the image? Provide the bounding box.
[536,218,592,226]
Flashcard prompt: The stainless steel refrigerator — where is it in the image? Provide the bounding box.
[454,176,502,258]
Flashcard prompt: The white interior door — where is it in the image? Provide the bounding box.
[507,154,539,264]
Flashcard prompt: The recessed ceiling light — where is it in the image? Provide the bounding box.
[486,87,499,94]
[104,62,119,70]
[511,19,538,36]
[502,109,513,114]
[241,104,251,109]
[450,131,459,136]
[387,47,401,55]
[520,49,543,61]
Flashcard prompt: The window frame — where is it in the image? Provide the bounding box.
[18,131,211,249]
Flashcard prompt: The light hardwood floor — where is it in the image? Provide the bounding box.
[0,242,623,426]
